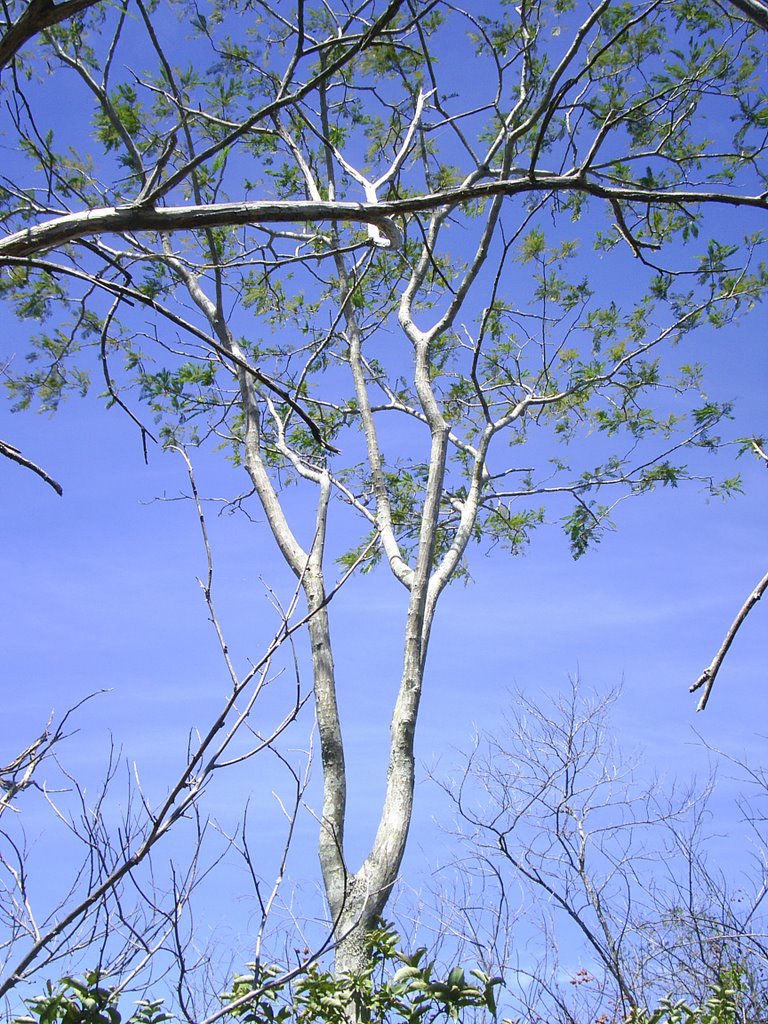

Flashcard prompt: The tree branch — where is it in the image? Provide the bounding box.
[724,0,768,32]
[0,438,63,495]
[3,177,766,262]
[691,568,768,711]
[0,0,102,70]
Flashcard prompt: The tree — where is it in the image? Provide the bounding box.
[442,682,768,1024]
[0,529,318,1018]
[2,0,767,1003]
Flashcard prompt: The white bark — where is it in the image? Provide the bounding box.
[3,183,767,262]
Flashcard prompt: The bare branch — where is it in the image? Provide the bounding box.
[691,568,768,711]
[3,178,767,263]
[0,438,63,495]
[724,0,768,31]
[0,0,102,70]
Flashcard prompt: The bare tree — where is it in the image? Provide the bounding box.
[2,0,768,997]
[443,683,768,1024]
[0,452,341,1018]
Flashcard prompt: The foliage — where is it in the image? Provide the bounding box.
[11,926,500,1024]
[11,929,764,1024]
[2,1,766,557]
[628,966,753,1024]
[10,972,169,1024]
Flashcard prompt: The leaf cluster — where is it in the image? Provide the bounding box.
[628,964,755,1024]
[12,925,501,1024]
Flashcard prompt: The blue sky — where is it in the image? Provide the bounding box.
[2,1,768,1011]
[2,314,766,962]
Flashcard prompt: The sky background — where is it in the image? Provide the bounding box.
[1,0,768,1006]
[2,299,767,971]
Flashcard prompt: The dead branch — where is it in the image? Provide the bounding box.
[0,0,103,70]
[691,568,768,711]
[0,438,63,495]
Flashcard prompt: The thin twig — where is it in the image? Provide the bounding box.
[691,568,768,711]
[692,437,768,710]
[0,438,63,495]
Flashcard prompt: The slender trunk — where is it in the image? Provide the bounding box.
[326,602,432,980]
